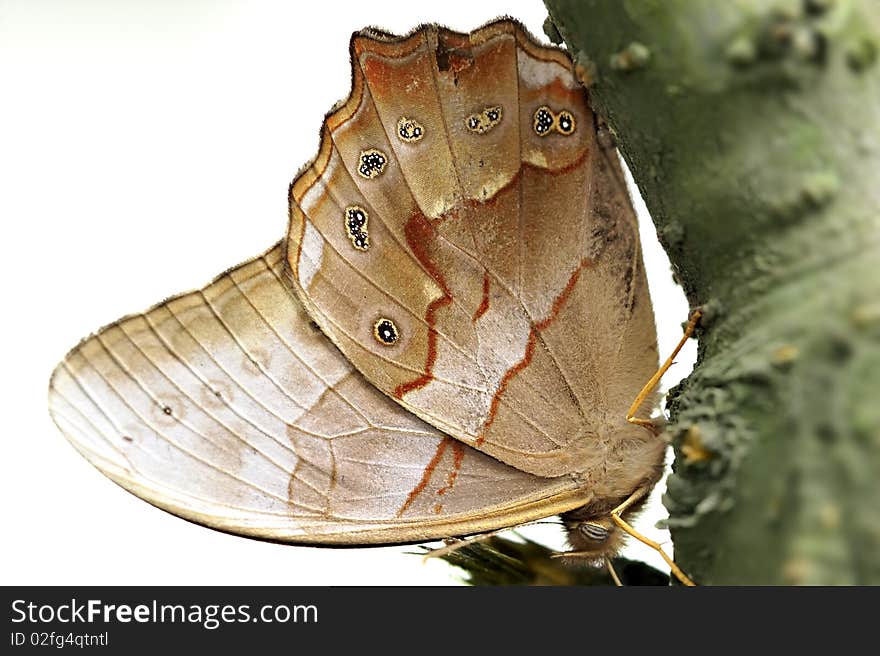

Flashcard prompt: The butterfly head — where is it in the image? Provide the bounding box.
[564,516,627,562]
[561,494,648,562]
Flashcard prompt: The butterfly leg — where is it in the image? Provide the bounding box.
[609,486,696,586]
[605,556,623,586]
[626,308,703,432]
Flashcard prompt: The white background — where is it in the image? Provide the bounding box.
[0,0,694,585]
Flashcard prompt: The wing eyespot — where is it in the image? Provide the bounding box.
[533,106,577,136]
[358,149,388,179]
[533,106,554,136]
[556,110,576,135]
[465,105,503,134]
[344,205,370,251]
[397,117,425,143]
[373,318,400,346]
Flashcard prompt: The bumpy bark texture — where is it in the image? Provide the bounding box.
[543,0,880,584]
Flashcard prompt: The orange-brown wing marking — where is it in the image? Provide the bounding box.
[396,436,450,517]
[392,212,453,399]
[476,258,589,446]
[472,271,491,323]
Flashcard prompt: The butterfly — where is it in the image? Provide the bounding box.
[48,19,696,585]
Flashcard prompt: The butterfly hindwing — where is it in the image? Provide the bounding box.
[49,245,590,543]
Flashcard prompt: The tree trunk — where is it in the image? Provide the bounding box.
[540,0,880,584]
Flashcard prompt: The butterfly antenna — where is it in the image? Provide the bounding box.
[421,529,505,563]
[422,518,558,564]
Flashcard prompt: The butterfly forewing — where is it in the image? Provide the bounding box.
[287,21,662,484]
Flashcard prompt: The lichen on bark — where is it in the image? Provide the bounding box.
[538,0,880,584]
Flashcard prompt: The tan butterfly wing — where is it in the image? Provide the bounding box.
[48,245,591,543]
[286,20,662,485]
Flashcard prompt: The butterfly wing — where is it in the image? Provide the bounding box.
[48,245,590,543]
[287,20,662,482]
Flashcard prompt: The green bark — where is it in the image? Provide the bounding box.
[539,0,880,584]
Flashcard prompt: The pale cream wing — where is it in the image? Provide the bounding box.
[286,20,661,480]
[48,245,590,543]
